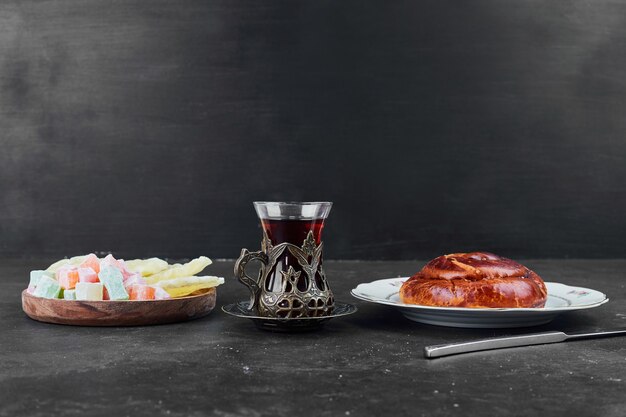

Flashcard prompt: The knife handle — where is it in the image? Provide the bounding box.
[424,331,568,359]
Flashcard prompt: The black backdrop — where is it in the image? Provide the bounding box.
[2,0,626,260]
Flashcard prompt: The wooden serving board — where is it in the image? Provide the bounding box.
[22,288,217,326]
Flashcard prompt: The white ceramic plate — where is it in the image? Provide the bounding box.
[351,278,609,328]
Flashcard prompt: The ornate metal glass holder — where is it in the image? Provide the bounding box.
[234,202,335,319]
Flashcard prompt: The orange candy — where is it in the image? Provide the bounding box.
[128,285,156,301]
[79,254,100,274]
[58,269,80,290]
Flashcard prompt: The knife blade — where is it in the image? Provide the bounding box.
[424,329,626,359]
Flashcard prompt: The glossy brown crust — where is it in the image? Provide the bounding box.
[399,252,548,308]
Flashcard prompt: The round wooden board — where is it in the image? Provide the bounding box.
[21,288,217,326]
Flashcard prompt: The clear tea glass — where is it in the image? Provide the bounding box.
[234,202,334,318]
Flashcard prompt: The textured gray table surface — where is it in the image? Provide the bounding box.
[1,259,625,417]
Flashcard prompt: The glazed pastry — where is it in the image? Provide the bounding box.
[399,252,548,308]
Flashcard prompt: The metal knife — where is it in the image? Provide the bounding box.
[424,329,626,359]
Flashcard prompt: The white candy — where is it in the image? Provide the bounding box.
[75,282,104,301]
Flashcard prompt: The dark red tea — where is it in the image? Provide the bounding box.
[260,219,326,293]
[261,219,325,246]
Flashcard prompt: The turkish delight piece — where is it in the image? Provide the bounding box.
[75,282,104,301]
[124,274,147,288]
[58,268,80,290]
[79,254,100,274]
[63,289,77,300]
[33,276,62,299]
[78,267,98,283]
[98,266,129,300]
[101,254,123,269]
[153,287,171,300]
[28,270,53,294]
[29,270,50,285]
[128,285,156,300]
[101,255,133,280]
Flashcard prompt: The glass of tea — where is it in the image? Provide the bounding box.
[234,201,334,318]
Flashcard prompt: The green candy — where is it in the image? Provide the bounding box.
[29,270,53,289]
[98,266,129,301]
[33,275,61,299]
[63,289,76,300]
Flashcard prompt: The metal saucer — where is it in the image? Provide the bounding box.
[221,301,357,332]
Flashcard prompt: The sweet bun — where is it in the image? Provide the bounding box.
[399,252,548,308]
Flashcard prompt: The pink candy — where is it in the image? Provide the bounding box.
[123,274,146,288]
[55,265,73,281]
[58,268,79,290]
[101,254,134,280]
[154,287,171,300]
[78,267,98,283]
[79,254,100,274]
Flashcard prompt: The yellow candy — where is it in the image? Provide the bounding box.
[68,255,88,265]
[46,255,89,273]
[162,284,213,297]
[125,258,169,277]
[154,275,224,297]
[144,256,212,284]
[46,259,70,273]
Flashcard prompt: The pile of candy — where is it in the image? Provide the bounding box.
[27,254,224,301]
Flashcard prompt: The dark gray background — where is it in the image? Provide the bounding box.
[1,0,625,260]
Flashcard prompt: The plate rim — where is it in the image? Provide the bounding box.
[350,278,609,313]
[222,300,358,321]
